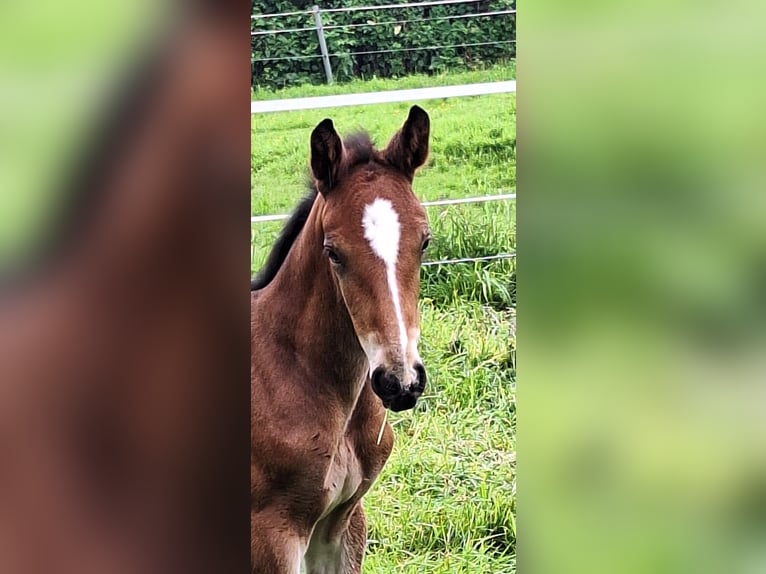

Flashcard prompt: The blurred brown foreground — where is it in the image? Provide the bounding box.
[0,2,251,572]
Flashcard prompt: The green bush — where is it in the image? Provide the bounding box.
[252,0,515,89]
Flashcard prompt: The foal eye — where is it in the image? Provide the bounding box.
[421,238,431,252]
[324,247,342,265]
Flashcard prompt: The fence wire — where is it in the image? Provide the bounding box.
[252,0,491,19]
[421,253,515,267]
[336,40,515,59]
[251,9,516,36]
[251,193,515,224]
[322,0,489,13]
[322,9,516,31]
[251,8,312,20]
[252,40,515,64]
[251,195,517,268]
[252,54,322,64]
[251,26,317,37]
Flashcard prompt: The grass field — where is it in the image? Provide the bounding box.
[252,67,516,573]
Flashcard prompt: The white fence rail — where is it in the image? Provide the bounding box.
[251,80,515,113]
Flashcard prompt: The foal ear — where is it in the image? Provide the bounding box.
[310,118,344,195]
[384,105,430,180]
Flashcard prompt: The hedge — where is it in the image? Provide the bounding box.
[251,0,516,89]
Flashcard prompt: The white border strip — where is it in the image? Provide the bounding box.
[251,193,515,224]
[251,80,516,114]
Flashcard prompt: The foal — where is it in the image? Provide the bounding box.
[251,106,431,573]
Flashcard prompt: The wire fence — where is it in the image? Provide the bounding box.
[250,9,517,36]
[251,0,500,19]
[252,40,516,64]
[252,194,516,268]
[422,253,515,267]
[251,193,515,223]
[251,0,515,85]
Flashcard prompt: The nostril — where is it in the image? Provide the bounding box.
[371,367,401,396]
[413,363,427,392]
[371,367,384,387]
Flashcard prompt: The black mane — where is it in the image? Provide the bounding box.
[250,131,375,291]
[250,188,317,291]
[342,132,375,165]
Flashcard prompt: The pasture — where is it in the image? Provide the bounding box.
[251,69,516,573]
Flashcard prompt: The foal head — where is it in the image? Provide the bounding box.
[310,106,431,412]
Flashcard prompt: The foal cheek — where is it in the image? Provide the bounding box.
[338,267,404,362]
[400,267,422,328]
[335,277,375,340]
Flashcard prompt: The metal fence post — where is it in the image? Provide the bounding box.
[313,5,333,84]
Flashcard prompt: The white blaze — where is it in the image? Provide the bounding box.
[362,198,409,370]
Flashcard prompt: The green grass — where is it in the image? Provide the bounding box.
[252,72,515,573]
[252,61,516,100]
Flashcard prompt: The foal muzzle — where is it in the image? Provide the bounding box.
[371,364,426,412]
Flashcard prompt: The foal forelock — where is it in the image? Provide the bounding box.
[362,198,408,365]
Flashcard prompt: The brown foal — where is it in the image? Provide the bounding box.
[251,106,432,573]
